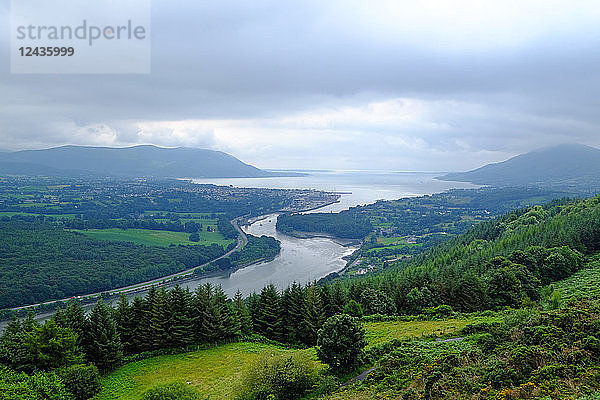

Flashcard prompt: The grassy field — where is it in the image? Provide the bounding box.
[144,211,223,219]
[376,236,407,245]
[73,228,234,248]
[365,242,421,255]
[94,342,320,400]
[363,319,469,346]
[154,217,218,225]
[552,254,600,301]
[18,203,59,208]
[364,236,422,256]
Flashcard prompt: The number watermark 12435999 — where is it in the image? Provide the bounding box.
[10,0,151,74]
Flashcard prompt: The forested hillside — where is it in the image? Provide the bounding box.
[343,196,600,313]
[277,212,373,238]
[0,221,225,309]
[279,187,575,277]
[277,187,573,242]
[0,176,338,309]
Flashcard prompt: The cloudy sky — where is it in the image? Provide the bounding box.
[1,0,599,171]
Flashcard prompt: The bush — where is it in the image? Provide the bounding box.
[311,374,340,396]
[424,304,454,318]
[343,300,363,318]
[57,364,101,400]
[142,382,202,400]
[0,366,74,400]
[575,394,600,400]
[317,314,366,371]
[238,351,318,400]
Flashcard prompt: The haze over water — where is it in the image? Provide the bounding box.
[192,170,478,213]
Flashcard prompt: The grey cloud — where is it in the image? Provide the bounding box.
[0,0,599,169]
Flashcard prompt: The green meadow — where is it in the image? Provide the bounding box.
[94,342,321,400]
[74,228,234,248]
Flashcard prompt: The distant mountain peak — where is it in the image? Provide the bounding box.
[437,143,600,193]
[0,145,295,178]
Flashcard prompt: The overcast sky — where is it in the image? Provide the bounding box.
[1,0,599,171]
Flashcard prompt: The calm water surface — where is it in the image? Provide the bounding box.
[192,170,476,213]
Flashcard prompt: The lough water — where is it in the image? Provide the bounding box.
[191,170,476,213]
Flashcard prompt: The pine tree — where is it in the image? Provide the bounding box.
[194,283,220,343]
[141,286,158,351]
[149,287,170,349]
[192,285,207,342]
[255,284,283,341]
[302,285,326,345]
[247,292,261,332]
[169,285,193,347]
[85,299,122,369]
[232,290,253,335]
[53,300,87,347]
[330,281,347,316]
[25,320,83,370]
[281,287,293,341]
[319,284,333,317]
[0,316,34,371]
[129,296,146,353]
[348,282,362,303]
[114,295,133,353]
[281,283,305,344]
[213,285,239,339]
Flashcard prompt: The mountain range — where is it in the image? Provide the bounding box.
[437,144,600,193]
[0,145,295,178]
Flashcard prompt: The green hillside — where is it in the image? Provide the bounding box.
[3,195,600,400]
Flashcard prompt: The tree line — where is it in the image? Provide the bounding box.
[276,213,373,239]
[0,280,366,399]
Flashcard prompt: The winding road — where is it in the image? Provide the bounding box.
[8,217,249,312]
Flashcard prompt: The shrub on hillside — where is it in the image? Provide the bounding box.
[317,314,366,371]
[238,351,318,400]
[57,364,101,400]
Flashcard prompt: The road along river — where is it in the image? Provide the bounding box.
[172,214,358,297]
